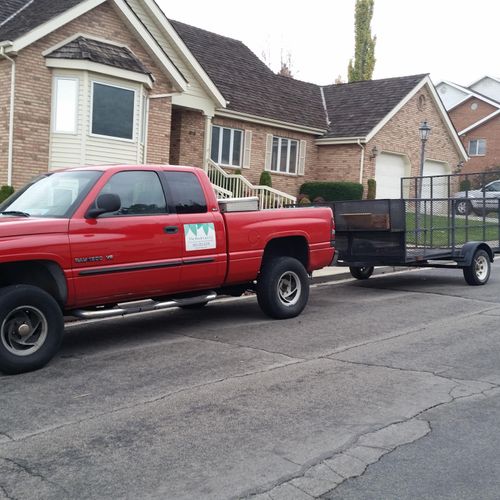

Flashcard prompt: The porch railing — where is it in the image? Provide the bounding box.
[206,160,296,209]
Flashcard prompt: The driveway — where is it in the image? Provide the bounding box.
[1,264,499,499]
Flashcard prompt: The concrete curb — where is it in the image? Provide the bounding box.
[311,266,413,285]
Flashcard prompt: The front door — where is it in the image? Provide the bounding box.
[69,170,182,306]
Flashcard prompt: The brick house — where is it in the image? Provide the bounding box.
[1,0,466,200]
[436,77,500,175]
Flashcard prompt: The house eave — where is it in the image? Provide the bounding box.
[315,137,366,145]
[215,109,327,135]
[458,109,500,135]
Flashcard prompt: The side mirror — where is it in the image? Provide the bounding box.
[86,193,121,218]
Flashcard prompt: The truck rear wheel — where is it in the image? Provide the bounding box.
[349,266,374,280]
[0,285,64,374]
[256,257,309,319]
[463,249,491,286]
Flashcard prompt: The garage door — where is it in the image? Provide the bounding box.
[422,160,451,199]
[375,153,409,199]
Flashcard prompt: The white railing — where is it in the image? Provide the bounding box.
[207,160,296,209]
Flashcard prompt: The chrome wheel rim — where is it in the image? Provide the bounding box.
[474,255,489,282]
[277,271,301,306]
[457,201,468,215]
[1,306,48,356]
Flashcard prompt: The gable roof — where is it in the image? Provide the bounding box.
[169,19,327,132]
[439,81,500,111]
[321,74,427,139]
[0,0,85,42]
[45,35,151,75]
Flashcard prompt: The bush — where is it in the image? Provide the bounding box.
[459,179,471,191]
[0,185,14,203]
[367,179,376,200]
[259,171,272,188]
[299,181,363,202]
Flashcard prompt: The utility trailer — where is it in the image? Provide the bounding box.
[333,195,500,285]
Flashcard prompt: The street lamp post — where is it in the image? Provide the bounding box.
[416,121,431,246]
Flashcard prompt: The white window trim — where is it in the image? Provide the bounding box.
[468,139,487,156]
[270,136,299,175]
[90,80,137,143]
[52,76,79,135]
[212,125,243,168]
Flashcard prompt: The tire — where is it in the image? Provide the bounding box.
[455,199,472,216]
[349,266,374,280]
[0,285,64,374]
[256,257,309,319]
[463,249,491,286]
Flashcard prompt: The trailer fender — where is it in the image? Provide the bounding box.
[455,242,494,267]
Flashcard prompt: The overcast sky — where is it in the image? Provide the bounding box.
[156,0,498,87]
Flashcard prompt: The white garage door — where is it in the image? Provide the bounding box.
[422,160,451,199]
[375,153,409,199]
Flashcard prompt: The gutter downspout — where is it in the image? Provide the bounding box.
[357,139,365,185]
[203,114,213,170]
[0,46,15,186]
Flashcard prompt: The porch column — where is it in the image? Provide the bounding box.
[203,114,213,170]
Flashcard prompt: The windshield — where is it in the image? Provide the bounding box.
[0,170,101,218]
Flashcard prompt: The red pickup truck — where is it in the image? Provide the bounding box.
[0,165,334,374]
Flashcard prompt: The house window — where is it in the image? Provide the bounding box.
[271,137,298,174]
[211,126,243,167]
[468,139,486,156]
[53,77,78,134]
[91,82,135,140]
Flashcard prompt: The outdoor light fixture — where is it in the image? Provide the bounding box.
[370,145,379,159]
[419,121,432,178]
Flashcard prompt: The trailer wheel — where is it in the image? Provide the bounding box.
[463,249,491,286]
[349,266,374,280]
[455,200,472,216]
[0,285,64,374]
[257,257,309,319]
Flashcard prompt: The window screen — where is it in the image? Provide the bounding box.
[92,82,135,139]
[164,172,207,214]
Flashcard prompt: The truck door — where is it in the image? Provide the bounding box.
[163,171,227,291]
[69,170,182,305]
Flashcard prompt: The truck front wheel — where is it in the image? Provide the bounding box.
[257,257,309,319]
[0,285,64,374]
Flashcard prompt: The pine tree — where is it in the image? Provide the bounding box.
[348,0,377,82]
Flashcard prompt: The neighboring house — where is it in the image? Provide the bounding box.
[436,77,500,174]
[0,0,466,200]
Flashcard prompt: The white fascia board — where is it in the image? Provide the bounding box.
[468,75,500,87]
[315,137,366,145]
[11,0,107,51]
[140,0,227,108]
[172,93,215,117]
[111,0,187,91]
[46,58,154,88]
[459,109,500,135]
[215,109,327,136]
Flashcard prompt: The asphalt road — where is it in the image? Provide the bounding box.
[1,263,499,499]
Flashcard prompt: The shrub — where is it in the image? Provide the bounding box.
[459,179,471,191]
[367,179,376,199]
[299,181,363,202]
[298,195,311,205]
[0,185,14,203]
[259,171,272,188]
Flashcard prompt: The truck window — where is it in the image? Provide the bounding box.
[164,172,207,214]
[99,171,167,216]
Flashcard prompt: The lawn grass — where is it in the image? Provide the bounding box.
[405,211,500,247]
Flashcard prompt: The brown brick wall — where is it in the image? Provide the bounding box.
[4,1,174,188]
[146,96,171,164]
[449,97,497,133]
[364,86,461,185]
[0,59,10,186]
[313,145,362,184]
[460,118,500,174]
[170,108,206,167]
[212,116,319,196]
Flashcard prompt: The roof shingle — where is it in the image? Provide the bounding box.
[321,74,427,138]
[0,0,85,42]
[45,36,151,75]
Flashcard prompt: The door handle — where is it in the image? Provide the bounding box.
[164,226,178,234]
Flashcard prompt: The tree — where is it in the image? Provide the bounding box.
[278,50,293,78]
[347,0,376,82]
